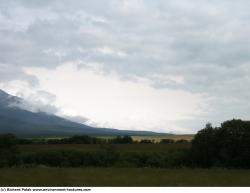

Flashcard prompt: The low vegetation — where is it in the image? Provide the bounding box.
[0,119,250,171]
[0,135,190,168]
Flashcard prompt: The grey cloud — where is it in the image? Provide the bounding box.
[62,115,89,125]
[0,63,38,86]
[14,90,58,114]
[1,0,250,130]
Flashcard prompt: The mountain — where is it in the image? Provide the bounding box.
[0,89,165,137]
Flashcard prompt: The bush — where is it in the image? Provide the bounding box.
[140,139,153,144]
[0,134,19,167]
[109,136,133,144]
[160,139,175,144]
[175,139,189,144]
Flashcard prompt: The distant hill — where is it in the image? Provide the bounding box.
[0,89,166,137]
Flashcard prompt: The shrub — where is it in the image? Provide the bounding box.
[0,134,19,167]
[160,139,175,144]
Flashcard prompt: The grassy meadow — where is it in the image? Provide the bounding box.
[1,168,250,187]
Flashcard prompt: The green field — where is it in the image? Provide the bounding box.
[0,168,250,187]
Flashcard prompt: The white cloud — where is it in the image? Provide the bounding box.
[24,63,207,133]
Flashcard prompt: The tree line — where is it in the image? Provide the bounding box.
[17,135,189,145]
[0,119,250,168]
[189,119,250,168]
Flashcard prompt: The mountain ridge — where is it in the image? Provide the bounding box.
[0,89,167,137]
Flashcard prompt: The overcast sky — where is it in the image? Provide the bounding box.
[0,0,250,133]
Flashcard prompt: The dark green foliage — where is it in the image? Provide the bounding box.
[190,119,250,168]
[13,142,190,168]
[140,139,153,144]
[160,139,175,144]
[175,139,189,144]
[63,135,100,144]
[0,134,18,167]
[108,136,133,144]
[38,135,134,145]
[47,135,106,144]
[17,138,33,145]
[0,134,17,148]
[189,123,218,167]
[217,119,250,167]
[16,150,188,168]
[16,135,191,145]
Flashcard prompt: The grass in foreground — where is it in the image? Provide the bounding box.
[0,168,250,187]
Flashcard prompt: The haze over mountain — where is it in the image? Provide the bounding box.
[0,89,164,137]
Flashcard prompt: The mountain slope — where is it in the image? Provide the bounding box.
[0,89,165,137]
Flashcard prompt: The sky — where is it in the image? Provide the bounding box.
[0,0,250,134]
